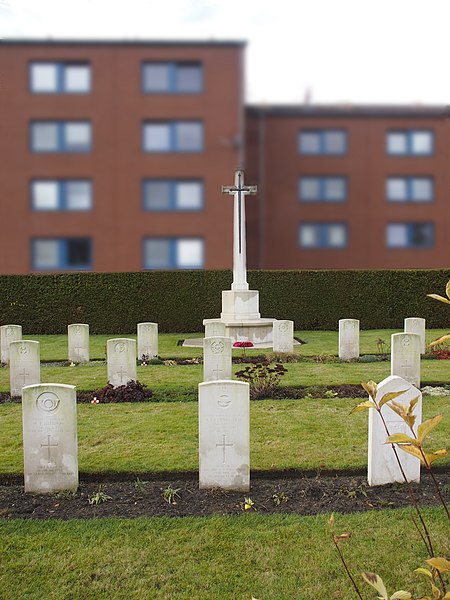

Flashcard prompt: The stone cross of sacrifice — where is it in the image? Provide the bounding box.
[222,169,257,292]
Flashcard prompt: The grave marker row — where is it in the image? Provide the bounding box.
[68,322,158,364]
[20,372,422,493]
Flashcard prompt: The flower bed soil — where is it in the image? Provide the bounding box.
[0,469,448,520]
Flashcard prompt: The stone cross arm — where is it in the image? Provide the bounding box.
[221,168,257,196]
[222,184,258,195]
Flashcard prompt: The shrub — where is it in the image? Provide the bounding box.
[235,362,287,399]
[78,381,153,403]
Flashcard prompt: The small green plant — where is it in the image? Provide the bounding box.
[162,485,181,505]
[235,362,287,399]
[134,477,147,492]
[242,496,255,511]
[54,490,76,500]
[338,485,367,499]
[88,487,112,505]
[272,491,289,505]
[266,351,299,363]
[325,389,338,398]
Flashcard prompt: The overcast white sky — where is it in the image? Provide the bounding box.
[1,0,450,106]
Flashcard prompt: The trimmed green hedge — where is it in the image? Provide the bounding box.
[0,269,449,334]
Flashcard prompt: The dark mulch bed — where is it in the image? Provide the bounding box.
[0,469,448,520]
[0,384,370,404]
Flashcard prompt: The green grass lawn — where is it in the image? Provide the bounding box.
[0,509,448,600]
[12,328,450,360]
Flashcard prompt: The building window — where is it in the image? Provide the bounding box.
[386,223,434,248]
[299,176,347,202]
[299,130,347,155]
[143,180,203,211]
[299,223,347,248]
[386,130,434,155]
[143,238,204,269]
[142,62,203,93]
[30,121,91,153]
[386,177,434,202]
[31,180,92,211]
[32,238,92,270]
[30,62,91,93]
[142,121,203,152]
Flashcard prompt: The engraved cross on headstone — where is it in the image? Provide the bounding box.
[118,366,128,384]
[212,364,224,380]
[19,368,30,385]
[41,435,58,463]
[401,359,411,376]
[222,169,257,292]
[74,343,83,358]
[216,434,234,464]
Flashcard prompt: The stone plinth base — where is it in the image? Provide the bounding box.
[202,318,276,346]
[221,290,260,321]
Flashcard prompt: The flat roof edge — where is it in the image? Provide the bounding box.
[246,104,450,118]
[0,38,247,47]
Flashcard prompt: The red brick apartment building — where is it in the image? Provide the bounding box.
[1,39,450,274]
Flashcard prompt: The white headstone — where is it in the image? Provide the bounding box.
[68,323,90,363]
[203,337,232,382]
[368,375,422,486]
[1,324,22,365]
[205,321,226,337]
[273,320,294,353]
[338,319,360,360]
[107,338,137,387]
[198,380,250,491]
[22,383,78,493]
[391,333,420,388]
[9,340,40,398]
[137,322,158,360]
[404,317,426,354]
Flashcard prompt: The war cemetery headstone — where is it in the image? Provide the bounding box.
[273,320,294,353]
[368,375,422,486]
[391,332,420,388]
[22,383,78,493]
[205,321,226,337]
[1,324,22,365]
[338,319,359,360]
[9,340,40,398]
[137,322,158,360]
[68,323,90,363]
[203,337,232,382]
[107,338,137,387]
[198,380,250,491]
[404,317,426,354]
